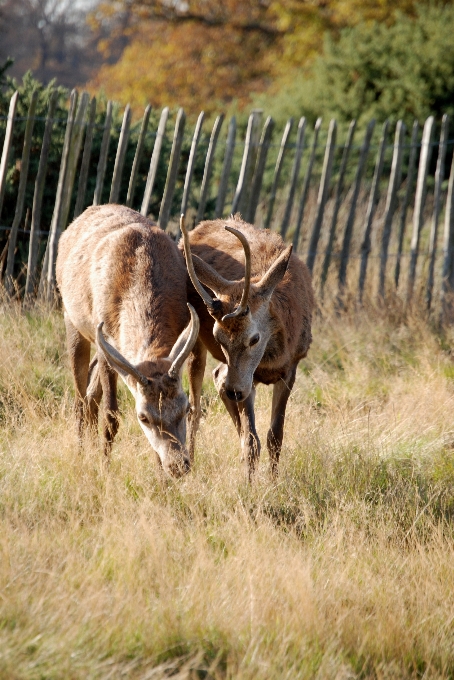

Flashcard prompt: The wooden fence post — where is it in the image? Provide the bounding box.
[394,120,419,289]
[40,89,78,300]
[246,115,275,223]
[426,114,449,310]
[263,118,293,230]
[306,119,337,273]
[109,103,132,203]
[74,96,97,219]
[25,90,58,301]
[93,100,113,206]
[141,107,169,217]
[320,119,356,292]
[126,104,151,209]
[215,117,236,218]
[196,113,224,223]
[280,117,306,239]
[158,108,186,230]
[378,120,405,300]
[337,119,376,296]
[358,119,389,301]
[232,111,262,216]
[0,91,19,224]
[406,115,435,305]
[440,150,454,321]
[293,118,322,250]
[177,111,205,237]
[4,90,38,294]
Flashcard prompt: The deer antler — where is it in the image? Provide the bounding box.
[168,304,200,379]
[221,226,252,321]
[180,214,217,312]
[96,322,149,387]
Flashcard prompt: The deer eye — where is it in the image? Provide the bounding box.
[138,413,149,424]
[249,334,260,347]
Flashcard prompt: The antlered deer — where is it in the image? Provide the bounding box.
[180,215,314,479]
[56,205,199,478]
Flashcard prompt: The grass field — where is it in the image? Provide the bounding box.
[1,300,454,679]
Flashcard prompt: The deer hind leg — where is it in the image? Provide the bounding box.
[186,338,207,464]
[213,363,260,480]
[86,354,102,434]
[98,352,119,458]
[267,364,297,478]
[64,314,91,443]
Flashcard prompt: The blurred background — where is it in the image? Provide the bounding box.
[1,0,454,126]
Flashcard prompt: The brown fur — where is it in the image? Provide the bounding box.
[179,215,315,478]
[57,205,193,477]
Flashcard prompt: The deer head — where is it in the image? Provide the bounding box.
[180,216,292,402]
[96,303,199,477]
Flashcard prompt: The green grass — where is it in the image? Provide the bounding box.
[1,302,454,678]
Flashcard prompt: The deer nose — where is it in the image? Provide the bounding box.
[226,388,244,402]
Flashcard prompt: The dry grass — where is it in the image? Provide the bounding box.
[1,300,454,679]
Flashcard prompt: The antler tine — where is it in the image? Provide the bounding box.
[168,304,200,379]
[96,322,149,387]
[180,214,216,311]
[222,226,252,320]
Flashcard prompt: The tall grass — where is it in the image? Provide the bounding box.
[1,301,454,678]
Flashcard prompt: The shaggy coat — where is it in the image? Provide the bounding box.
[180,216,315,477]
[57,204,196,477]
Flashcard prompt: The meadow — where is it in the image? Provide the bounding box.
[1,298,454,679]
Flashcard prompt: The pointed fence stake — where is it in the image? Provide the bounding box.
[337,119,376,297]
[93,101,113,206]
[109,104,132,203]
[0,91,19,223]
[440,150,454,322]
[378,120,405,300]
[306,119,337,274]
[358,119,389,301]
[25,90,58,301]
[196,113,224,223]
[5,90,38,295]
[74,96,97,219]
[141,107,169,217]
[263,117,293,230]
[126,104,151,208]
[394,120,419,289]
[320,119,356,293]
[280,117,306,239]
[426,114,449,310]
[158,108,186,230]
[215,117,237,218]
[293,117,322,250]
[246,115,275,224]
[406,115,435,305]
[232,111,262,216]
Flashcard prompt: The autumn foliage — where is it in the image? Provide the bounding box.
[87,0,439,116]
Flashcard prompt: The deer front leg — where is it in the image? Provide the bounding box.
[86,354,102,434]
[64,314,91,443]
[98,352,119,458]
[213,363,260,480]
[267,364,297,478]
[186,338,207,464]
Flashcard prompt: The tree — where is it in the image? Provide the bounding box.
[0,0,103,88]
[87,0,444,115]
[273,3,454,127]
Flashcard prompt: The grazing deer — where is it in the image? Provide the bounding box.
[56,204,199,478]
[180,215,314,479]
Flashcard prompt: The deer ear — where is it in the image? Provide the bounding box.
[255,246,292,299]
[191,254,234,299]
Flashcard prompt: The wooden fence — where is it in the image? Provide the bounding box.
[1,88,454,318]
